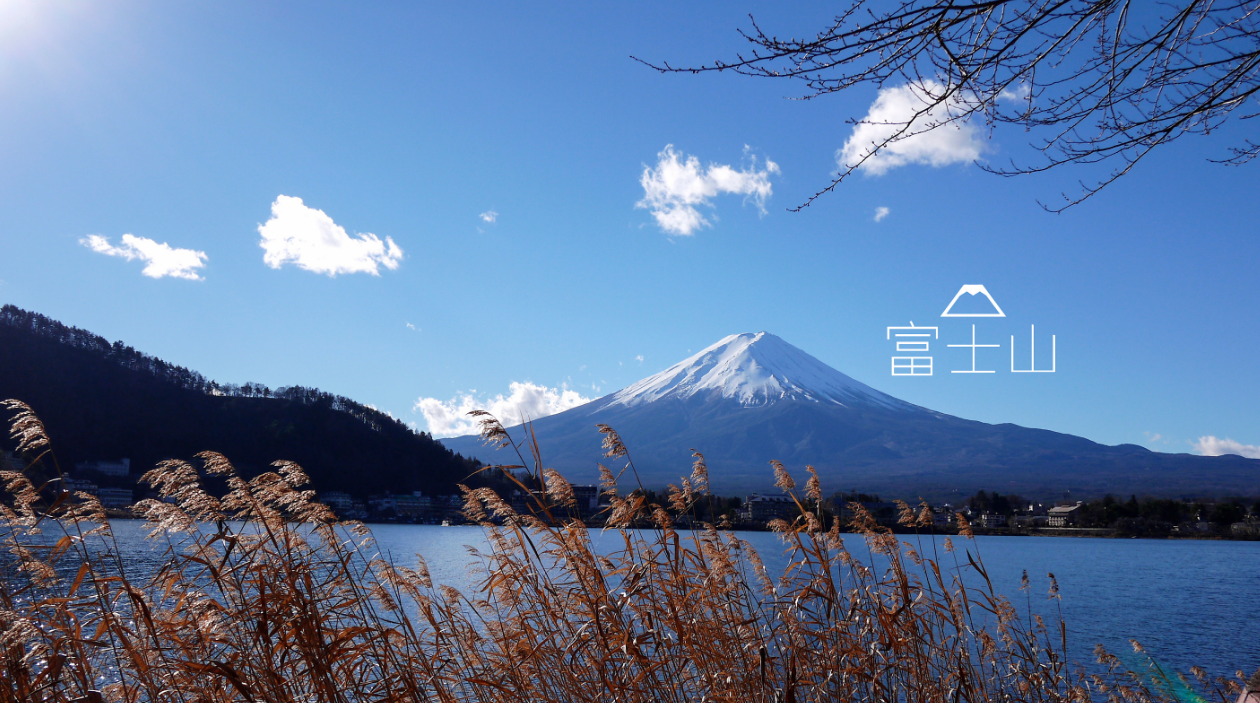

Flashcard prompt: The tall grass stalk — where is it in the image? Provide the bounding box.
[0,400,1249,702]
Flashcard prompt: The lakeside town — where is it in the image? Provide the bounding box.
[26,452,1259,539]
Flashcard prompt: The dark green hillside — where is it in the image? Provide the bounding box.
[0,305,481,498]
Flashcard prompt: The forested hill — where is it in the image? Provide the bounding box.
[0,305,482,498]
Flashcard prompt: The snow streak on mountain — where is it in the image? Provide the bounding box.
[607,332,918,411]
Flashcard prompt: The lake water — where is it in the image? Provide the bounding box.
[102,520,1260,680]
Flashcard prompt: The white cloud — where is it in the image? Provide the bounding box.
[405,322,418,331]
[258,195,403,276]
[874,206,890,222]
[838,81,985,176]
[637,145,779,236]
[480,210,498,224]
[414,382,592,438]
[999,83,1032,103]
[81,234,207,280]
[1192,436,1260,459]
[635,354,644,364]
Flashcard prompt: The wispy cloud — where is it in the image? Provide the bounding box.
[405,322,418,331]
[635,354,644,364]
[1192,436,1260,459]
[479,210,498,224]
[258,195,403,276]
[874,206,890,222]
[838,81,984,176]
[637,145,779,236]
[81,234,207,280]
[414,382,592,438]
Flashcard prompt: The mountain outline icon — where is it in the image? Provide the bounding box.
[940,284,1005,317]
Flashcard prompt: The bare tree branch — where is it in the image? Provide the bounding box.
[634,1,1260,211]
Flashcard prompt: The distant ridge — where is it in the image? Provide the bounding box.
[0,305,481,497]
[442,332,1260,499]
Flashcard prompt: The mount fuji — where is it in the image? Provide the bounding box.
[440,333,1258,498]
[605,332,915,412]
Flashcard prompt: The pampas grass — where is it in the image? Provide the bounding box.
[1,400,1249,702]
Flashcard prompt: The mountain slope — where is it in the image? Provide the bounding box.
[442,332,1259,498]
[0,305,481,497]
[607,332,915,410]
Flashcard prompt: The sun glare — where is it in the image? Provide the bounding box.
[0,0,104,88]
[0,0,42,40]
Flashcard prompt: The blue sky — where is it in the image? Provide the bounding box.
[1,1,1257,458]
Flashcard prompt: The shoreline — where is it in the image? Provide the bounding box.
[101,509,1260,541]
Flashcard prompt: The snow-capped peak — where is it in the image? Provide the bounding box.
[607,332,914,410]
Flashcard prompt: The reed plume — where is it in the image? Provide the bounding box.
[0,401,1245,703]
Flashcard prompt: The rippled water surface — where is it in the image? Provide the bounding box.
[104,521,1260,679]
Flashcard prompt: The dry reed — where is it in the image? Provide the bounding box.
[0,400,1249,702]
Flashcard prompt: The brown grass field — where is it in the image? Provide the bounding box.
[1,400,1252,703]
